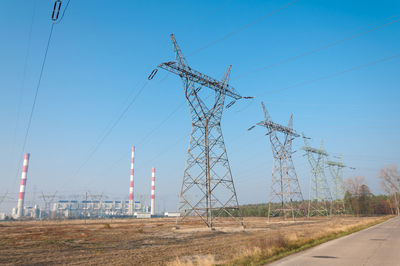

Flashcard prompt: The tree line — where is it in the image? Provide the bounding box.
[227,164,400,217]
[344,165,400,216]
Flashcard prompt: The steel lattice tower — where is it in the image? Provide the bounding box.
[41,192,57,219]
[249,102,304,220]
[302,135,333,217]
[158,34,251,228]
[327,156,351,215]
[0,192,8,209]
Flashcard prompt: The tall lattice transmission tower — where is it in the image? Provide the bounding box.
[302,135,332,217]
[0,192,8,210]
[249,102,304,220]
[158,34,252,229]
[41,192,58,219]
[327,156,353,215]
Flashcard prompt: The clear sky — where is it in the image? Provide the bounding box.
[0,0,399,213]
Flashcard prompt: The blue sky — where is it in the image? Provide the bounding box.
[0,0,399,213]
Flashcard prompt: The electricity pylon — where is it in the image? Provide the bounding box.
[327,156,353,215]
[41,191,57,219]
[158,34,252,229]
[249,102,304,221]
[0,191,8,209]
[88,192,105,218]
[302,135,332,217]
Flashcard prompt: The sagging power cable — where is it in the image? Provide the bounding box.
[12,0,37,170]
[236,15,400,79]
[259,53,400,96]
[236,53,400,114]
[15,0,71,183]
[71,80,150,180]
[188,0,299,57]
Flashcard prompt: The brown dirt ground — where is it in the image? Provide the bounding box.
[0,216,385,265]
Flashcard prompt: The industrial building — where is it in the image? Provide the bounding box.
[11,148,161,220]
[12,205,40,219]
[52,200,147,219]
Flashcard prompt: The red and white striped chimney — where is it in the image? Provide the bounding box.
[151,167,155,215]
[16,153,30,219]
[128,146,135,215]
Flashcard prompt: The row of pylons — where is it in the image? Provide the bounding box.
[248,102,351,221]
[14,34,350,227]
[157,34,352,229]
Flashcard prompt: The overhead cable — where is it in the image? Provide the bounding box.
[71,80,150,179]
[15,0,71,184]
[260,53,400,96]
[188,0,299,56]
[236,15,400,78]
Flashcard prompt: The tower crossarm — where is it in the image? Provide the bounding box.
[301,146,329,156]
[158,61,252,100]
[256,120,300,137]
[326,161,346,168]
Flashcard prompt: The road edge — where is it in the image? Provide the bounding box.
[223,216,393,266]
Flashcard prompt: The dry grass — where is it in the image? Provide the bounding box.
[103,223,111,229]
[168,255,216,266]
[225,216,391,265]
[0,216,390,265]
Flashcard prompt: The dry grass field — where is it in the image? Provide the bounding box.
[0,216,389,265]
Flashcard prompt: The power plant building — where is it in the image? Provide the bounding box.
[52,200,147,218]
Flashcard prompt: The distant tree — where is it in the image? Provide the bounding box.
[344,176,365,196]
[344,176,366,216]
[235,194,392,217]
[372,195,392,215]
[379,165,400,216]
[344,191,354,214]
[358,184,373,215]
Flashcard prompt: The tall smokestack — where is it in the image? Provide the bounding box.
[128,146,135,215]
[151,167,155,215]
[16,153,30,219]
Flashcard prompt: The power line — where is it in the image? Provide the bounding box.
[236,15,400,79]
[98,80,251,181]
[160,35,248,228]
[180,0,233,32]
[140,102,186,145]
[63,69,168,191]
[12,0,37,168]
[14,1,71,185]
[129,14,400,156]
[84,52,400,189]
[142,132,189,166]
[85,80,143,155]
[94,101,188,182]
[71,80,150,179]
[19,1,71,155]
[172,16,399,116]
[86,68,163,160]
[111,102,186,167]
[133,112,250,174]
[105,117,249,179]
[19,23,55,160]
[100,93,219,177]
[258,53,400,96]
[70,70,171,186]
[232,53,400,116]
[188,0,299,56]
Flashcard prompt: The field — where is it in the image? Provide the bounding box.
[0,216,388,265]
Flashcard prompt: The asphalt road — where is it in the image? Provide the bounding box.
[269,216,400,266]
